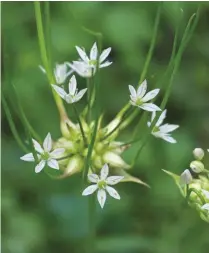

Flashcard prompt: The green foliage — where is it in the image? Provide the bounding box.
[2,2,209,253]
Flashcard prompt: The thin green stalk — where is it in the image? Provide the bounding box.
[44,1,52,72]
[2,96,28,153]
[34,2,67,121]
[132,11,199,166]
[72,104,87,146]
[87,77,91,122]
[115,3,162,121]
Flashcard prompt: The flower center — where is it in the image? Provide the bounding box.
[152,126,160,133]
[41,152,50,160]
[97,180,107,189]
[135,98,143,106]
[89,60,97,66]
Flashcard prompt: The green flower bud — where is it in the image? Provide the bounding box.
[190,160,205,173]
[180,169,192,186]
[103,151,130,169]
[193,148,204,160]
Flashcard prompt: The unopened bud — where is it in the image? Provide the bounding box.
[180,169,192,186]
[193,148,204,160]
[103,151,130,169]
[190,160,204,173]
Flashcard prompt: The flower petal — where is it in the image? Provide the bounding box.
[137,80,147,98]
[47,159,59,170]
[88,174,99,183]
[202,190,209,200]
[128,85,137,98]
[202,203,209,211]
[68,75,77,95]
[97,189,106,208]
[90,42,98,60]
[50,148,65,158]
[32,139,44,153]
[180,169,192,186]
[20,153,35,162]
[99,61,112,68]
[99,47,111,63]
[161,134,177,143]
[52,85,67,100]
[159,124,179,133]
[106,186,120,199]
[75,88,87,102]
[75,46,89,63]
[43,133,52,152]
[106,176,124,185]
[156,109,166,127]
[141,89,160,102]
[139,103,161,112]
[100,163,109,180]
[35,160,45,173]
[82,184,98,196]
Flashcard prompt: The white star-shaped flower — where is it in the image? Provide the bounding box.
[40,63,72,85]
[129,80,161,112]
[82,164,124,208]
[201,203,209,211]
[68,42,112,78]
[20,133,65,173]
[52,75,87,104]
[147,109,179,143]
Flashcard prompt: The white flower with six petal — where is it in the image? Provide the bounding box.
[40,63,72,85]
[82,164,124,208]
[20,133,65,173]
[68,42,112,78]
[129,80,161,112]
[52,75,87,104]
[147,109,179,143]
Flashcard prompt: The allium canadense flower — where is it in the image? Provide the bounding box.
[82,164,124,208]
[20,133,65,173]
[52,75,87,104]
[68,42,112,78]
[147,109,179,143]
[129,80,161,112]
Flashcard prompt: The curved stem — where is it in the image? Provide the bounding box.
[34,2,68,122]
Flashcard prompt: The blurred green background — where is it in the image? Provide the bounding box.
[2,1,209,253]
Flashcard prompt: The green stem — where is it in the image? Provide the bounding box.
[34,2,68,122]
[87,77,91,122]
[72,104,87,146]
[57,154,73,161]
[115,3,162,122]
[2,96,29,153]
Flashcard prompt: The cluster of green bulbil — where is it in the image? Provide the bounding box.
[164,148,209,223]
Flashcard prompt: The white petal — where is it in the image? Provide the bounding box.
[90,42,98,60]
[32,139,44,153]
[50,148,65,158]
[156,109,167,127]
[47,159,59,170]
[128,85,137,98]
[75,46,89,63]
[97,189,106,208]
[99,47,111,63]
[68,75,77,95]
[202,190,209,200]
[106,186,120,199]
[106,176,124,185]
[137,80,147,98]
[68,61,93,78]
[141,89,160,102]
[99,61,112,68]
[52,85,67,100]
[161,134,177,143]
[35,160,45,173]
[54,63,68,84]
[74,88,87,102]
[159,124,179,133]
[139,103,161,112]
[100,163,109,180]
[20,153,35,162]
[88,174,99,183]
[202,203,209,211]
[82,184,98,196]
[43,133,52,152]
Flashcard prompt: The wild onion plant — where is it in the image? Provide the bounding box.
[2,2,207,252]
